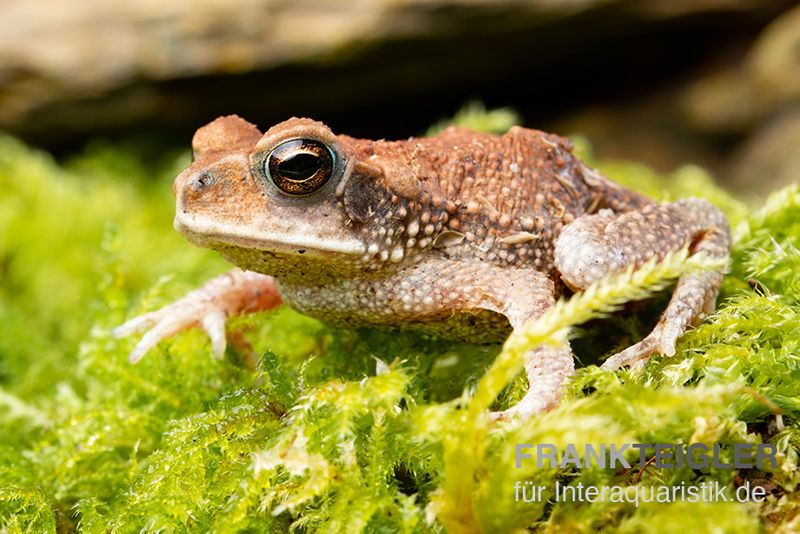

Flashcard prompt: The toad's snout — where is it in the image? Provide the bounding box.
[173,153,266,241]
[174,154,252,211]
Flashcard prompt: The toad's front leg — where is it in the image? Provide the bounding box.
[372,260,575,420]
[554,197,730,370]
[114,269,281,363]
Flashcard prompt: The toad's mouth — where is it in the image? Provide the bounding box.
[173,212,367,257]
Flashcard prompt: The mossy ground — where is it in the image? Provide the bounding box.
[0,107,798,532]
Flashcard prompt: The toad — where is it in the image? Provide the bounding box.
[114,116,730,418]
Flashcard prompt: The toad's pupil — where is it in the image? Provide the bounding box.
[278,153,320,182]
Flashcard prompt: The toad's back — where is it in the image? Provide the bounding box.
[338,125,651,274]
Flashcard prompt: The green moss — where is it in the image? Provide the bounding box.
[1,110,798,532]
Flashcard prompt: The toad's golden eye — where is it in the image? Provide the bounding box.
[266,139,334,195]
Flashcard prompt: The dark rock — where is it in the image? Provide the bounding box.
[0,0,793,148]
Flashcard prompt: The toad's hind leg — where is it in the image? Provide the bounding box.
[554,197,730,370]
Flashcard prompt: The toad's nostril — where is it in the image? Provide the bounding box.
[190,172,215,191]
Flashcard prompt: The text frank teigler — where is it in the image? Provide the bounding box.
[513,442,776,506]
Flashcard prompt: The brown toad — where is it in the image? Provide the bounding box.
[114,115,730,418]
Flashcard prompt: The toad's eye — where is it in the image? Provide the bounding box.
[266,139,334,195]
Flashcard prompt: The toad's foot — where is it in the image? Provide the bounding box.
[601,270,721,370]
[113,269,281,363]
[489,344,574,421]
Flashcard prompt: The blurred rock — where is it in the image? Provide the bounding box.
[0,0,793,147]
[727,105,800,194]
[683,3,800,134]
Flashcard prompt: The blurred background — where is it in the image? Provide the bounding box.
[1,0,799,194]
